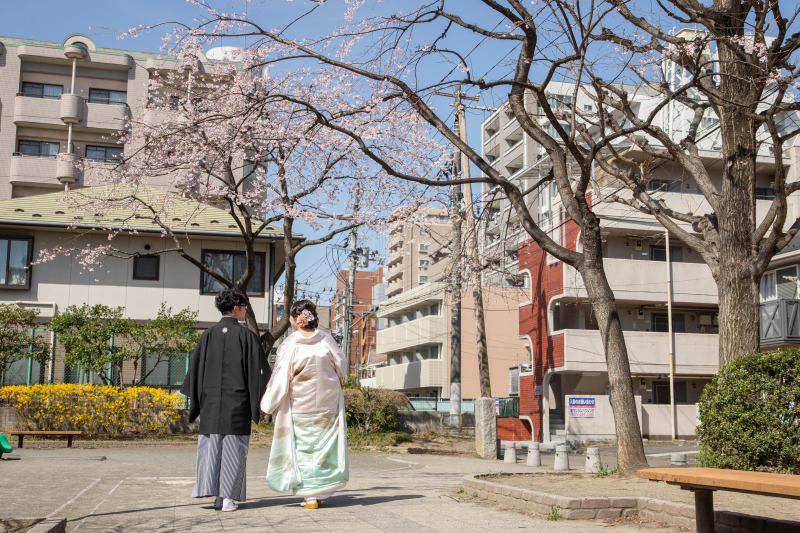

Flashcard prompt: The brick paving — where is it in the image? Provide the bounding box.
[0,444,690,532]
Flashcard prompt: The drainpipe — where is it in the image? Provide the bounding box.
[665,231,676,440]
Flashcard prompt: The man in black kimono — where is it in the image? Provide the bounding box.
[181,289,270,511]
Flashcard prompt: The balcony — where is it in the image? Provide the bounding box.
[17,44,133,70]
[558,329,719,375]
[378,282,447,317]
[14,94,63,127]
[375,359,447,390]
[386,268,403,282]
[14,94,129,131]
[9,153,63,188]
[376,315,446,353]
[563,258,717,305]
[760,299,800,346]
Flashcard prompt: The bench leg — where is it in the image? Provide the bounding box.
[17,435,23,449]
[694,489,715,533]
[67,436,73,448]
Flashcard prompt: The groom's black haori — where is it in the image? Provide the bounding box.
[181,289,271,503]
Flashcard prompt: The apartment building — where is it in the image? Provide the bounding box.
[330,268,384,374]
[374,282,529,399]
[386,208,452,298]
[0,34,302,385]
[480,42,800,442]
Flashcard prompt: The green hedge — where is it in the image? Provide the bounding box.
[697,349,800,474]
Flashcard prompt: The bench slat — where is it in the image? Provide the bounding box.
[7,431,82,435]
[639,467,800,498]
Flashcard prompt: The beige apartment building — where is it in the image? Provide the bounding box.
[0,34,299,386]
[374,282,529,399]
[386,208,452,298]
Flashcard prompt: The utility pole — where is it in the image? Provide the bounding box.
[343,183,361,378]
[457,100,491,398]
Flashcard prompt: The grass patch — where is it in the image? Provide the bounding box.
[545,506,562,521]
[347,430,413,448]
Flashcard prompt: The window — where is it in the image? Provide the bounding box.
[21,82,63,100]
[651,313,686,333]
[650,245,683,262]
[647,179,672,192]
[243,159,265,179]
[761,266,798,302]
[86,145,124,162]
[429,345,439,359]
[419,228,429,236]
[88,88,127,106]
[419,275,428,283]
[701,116,719,129]
[133,255,160,280]
[545,122,572,138]
[419,243,429,252]
[0,238,33,289]
[430,303,439,315]
[547,94,572,109]
[755,187,776,200]
[583,104,593,111]
[201,250,265,296]
[419,259,429,268]
[17,140,59,158]
[653,381,687,405]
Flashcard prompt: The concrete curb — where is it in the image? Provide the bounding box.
[13,440,196,449]
[462,473,800,532]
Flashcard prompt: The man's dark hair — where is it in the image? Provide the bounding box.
[289,299,319,329]
[215,289,248,315]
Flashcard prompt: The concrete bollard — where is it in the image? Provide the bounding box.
[585,447,601,473]
[670,453,687,466]
[527,442,541,467]
[504,442,518,463]
[554,444,570,471]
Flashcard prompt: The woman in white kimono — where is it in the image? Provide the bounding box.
[261,300,349,509]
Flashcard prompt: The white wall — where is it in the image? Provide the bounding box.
[0,228,275,325]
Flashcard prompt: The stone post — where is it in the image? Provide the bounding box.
[474,397,498,459]
[503,442,517,463]
[554,444,570,471]
[670,453,687,466]
[527,442,541,466]
[585,447,600,473]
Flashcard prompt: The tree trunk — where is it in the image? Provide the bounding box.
[474,278,491,397]
[580,215,649,476]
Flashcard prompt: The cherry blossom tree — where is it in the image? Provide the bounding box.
[43,50,445,353]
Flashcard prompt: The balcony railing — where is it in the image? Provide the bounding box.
[16,92,61,100]
[376,315,446,353]
[760,299,800,346]
[375,359,447,390]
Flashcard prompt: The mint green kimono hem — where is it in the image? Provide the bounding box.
[266,411,348,496]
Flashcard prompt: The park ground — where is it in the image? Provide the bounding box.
[0,440,710,533]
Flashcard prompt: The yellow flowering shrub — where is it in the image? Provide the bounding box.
[0,384,183,436]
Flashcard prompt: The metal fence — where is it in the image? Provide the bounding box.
[406,397,519,417]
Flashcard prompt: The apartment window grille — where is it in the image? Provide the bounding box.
[133,255,160,280]
[86,145,124,162]
[419,243,429,252]
[201,250,265,296]
[20,82,63,100]
[419,228,429,236]
[651,313,686,333]
[650,245,683,262]
[17,140,59,158]
[419,275,428,283]
[755,187,776,200]
[419,259,429,268]
[0,238,33,289]
[647,179,673,192]
[88,88,127,106]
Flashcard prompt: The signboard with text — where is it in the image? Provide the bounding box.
[568,397,596,418]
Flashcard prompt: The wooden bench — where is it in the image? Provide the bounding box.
[638,467,800,532]
[7,431,83,449]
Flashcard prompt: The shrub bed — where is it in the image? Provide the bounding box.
[344,386,409,433]
[697,348,800,474]
[0,384,183,436]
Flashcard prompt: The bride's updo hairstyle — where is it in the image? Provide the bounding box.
[290,299,319,329]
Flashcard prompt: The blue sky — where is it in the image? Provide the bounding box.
[1,0,514,305]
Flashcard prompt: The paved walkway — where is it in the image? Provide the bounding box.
[0,444,689,532]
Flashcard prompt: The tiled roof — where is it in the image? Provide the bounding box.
[0,186,295,240]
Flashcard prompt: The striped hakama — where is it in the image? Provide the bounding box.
[192,434,250,501]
